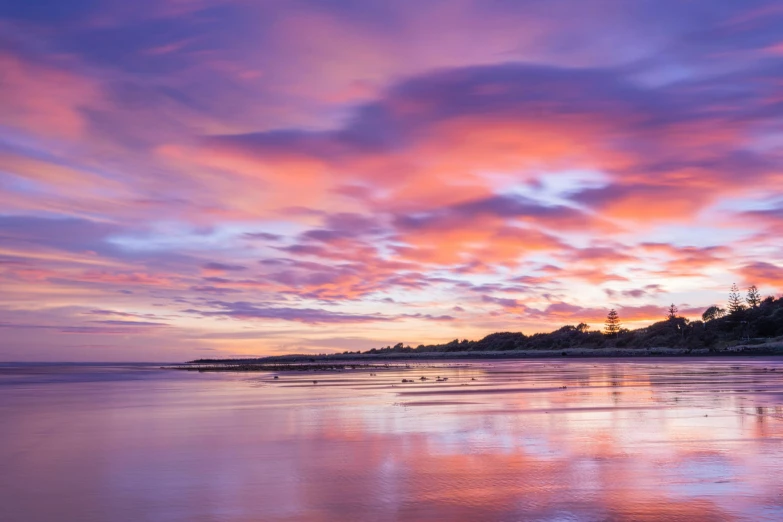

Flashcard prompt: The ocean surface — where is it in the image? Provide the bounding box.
[1,358,783,521]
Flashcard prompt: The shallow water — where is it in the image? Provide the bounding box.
[2,358,783,521]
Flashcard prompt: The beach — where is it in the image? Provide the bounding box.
[2,358,783,521]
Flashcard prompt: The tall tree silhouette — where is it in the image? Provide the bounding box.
[604,309,620,336]
[728,283,744,314]
[746,285,761,308]
[667,303,678,320]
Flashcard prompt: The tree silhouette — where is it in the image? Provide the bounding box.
[604,309,620,336]
[728,283,745,314]
[667,303,678,320]
[746,285,761,308]
[702,305,725,322]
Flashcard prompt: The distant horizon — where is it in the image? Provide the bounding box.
[1,287,778,362]
[4,293,776,362]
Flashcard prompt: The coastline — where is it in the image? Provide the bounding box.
[184,341,783,368]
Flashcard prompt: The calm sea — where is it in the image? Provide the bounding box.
[1,359,783,521]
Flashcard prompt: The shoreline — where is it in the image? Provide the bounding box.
[165,362,412,372]
[186,342,783,367]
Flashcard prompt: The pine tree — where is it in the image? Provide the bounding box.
[604,309,620,336]
[728,283,745,314]
[667,303,678,320]
[746,285,761,308]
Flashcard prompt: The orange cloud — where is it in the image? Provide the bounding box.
[0,52,99,139]
[740,262,783,290]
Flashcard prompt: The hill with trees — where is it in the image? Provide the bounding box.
[358,287,783,355]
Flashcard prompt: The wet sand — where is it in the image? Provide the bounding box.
[1,358,783,521]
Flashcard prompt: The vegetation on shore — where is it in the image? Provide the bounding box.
[191,286,783,363]
[357,288,783,355]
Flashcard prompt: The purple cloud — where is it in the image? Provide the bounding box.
[202,262,247,271]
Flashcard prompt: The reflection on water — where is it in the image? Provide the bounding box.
[2,359,783,521]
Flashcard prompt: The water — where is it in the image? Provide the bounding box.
[1,359,783,521]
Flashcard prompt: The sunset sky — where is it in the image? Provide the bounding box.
[1,0,782,361]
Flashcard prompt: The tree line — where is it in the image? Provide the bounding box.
[603,284,763,335]
[357,284,783,354]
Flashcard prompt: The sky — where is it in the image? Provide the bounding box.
[1,0,782,361]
